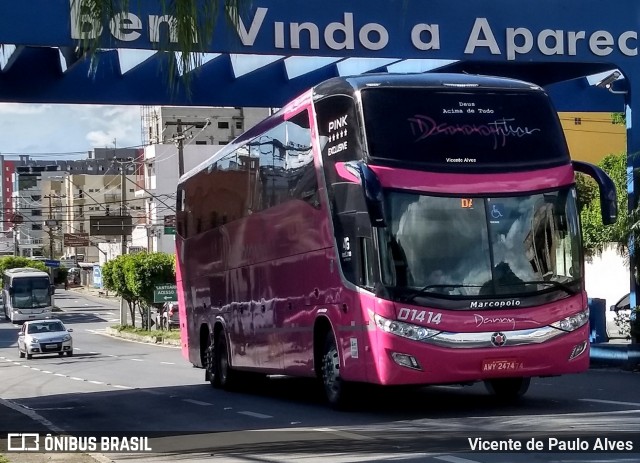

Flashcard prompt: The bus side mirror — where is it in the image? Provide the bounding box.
[344,161,386,227]
[572,160,618,225]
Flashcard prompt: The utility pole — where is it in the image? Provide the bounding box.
[176,119,185,177]
[47,195,54,259]
[120,161,127,255]
[119,157,129,326]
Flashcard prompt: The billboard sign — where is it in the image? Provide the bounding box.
[89,216,133,236]
[64,233,90,247]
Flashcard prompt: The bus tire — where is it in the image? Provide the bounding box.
[215,332,238,390]
[485,377,530,401]
[206,331,237,390]
[321,331,350,409]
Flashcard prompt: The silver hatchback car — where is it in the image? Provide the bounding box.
[18,319,74,359]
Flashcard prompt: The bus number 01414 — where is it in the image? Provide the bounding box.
[397,308,442,324]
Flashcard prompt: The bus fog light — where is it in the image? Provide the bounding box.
[391,352,422,370]
[569,341,588,360]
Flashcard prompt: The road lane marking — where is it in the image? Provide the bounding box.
[160,361,175,365]
[89,380,104,385]
[182,399,213,406]
[70,377,85,381]
[434,457,481,463]
[0,397,64,433]
[113,384,133,389]
[130,358,143,362]
[238,411,272,419]
[580,398,640,407]
[312,428,374,441]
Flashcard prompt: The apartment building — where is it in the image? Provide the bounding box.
[132,106,271,254]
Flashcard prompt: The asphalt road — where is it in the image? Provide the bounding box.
[0,289,639,462]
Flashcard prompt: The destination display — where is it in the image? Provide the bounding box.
[361,88,570,172]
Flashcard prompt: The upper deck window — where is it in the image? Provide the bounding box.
[361,88,570,172]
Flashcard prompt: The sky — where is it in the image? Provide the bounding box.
[0,103,143,160]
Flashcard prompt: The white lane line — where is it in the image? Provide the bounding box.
[160,361,175,365]
[70,377,85,381]
[106,354,117,357]
[113,385,133,389]
[41,370,52,374]
[89,351,99,354]
[0,397,63,433]
[54,373,66,377]
[182,399,213,406]
[31,367,41,371]
[580,398,640,407]
[312,428,374,441]
[237,411,273,419]
[130,358,143,362]
[89,380,104,385]
[434,456,482,463]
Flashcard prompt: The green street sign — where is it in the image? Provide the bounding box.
[154,283,178,303]
[164,226,176,235]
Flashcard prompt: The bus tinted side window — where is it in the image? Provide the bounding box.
[286,111,318,208]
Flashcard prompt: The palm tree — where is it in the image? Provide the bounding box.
[72,0,244,90]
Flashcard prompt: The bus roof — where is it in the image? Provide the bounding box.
[4,268,50,278]
[177,73,543,186]
[314,72,542,95]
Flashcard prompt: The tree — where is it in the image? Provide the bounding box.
[580,152,630,258]
[0,257,48,275]
[101,252,176,328]
[73,0,244,92]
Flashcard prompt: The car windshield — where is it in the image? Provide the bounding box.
[378,188,582,301]
[12,277,51,309]
[27,321,65,334]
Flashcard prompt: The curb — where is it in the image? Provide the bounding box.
[104,327,181,347]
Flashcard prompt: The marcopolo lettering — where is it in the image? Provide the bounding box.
[470,299,521,309]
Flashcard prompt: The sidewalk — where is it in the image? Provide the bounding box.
[66,286,119,302]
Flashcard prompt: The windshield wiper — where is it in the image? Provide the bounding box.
[519,279,578,296]
[399,284,481,302]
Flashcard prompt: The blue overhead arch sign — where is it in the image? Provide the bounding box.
[0,1,638,157]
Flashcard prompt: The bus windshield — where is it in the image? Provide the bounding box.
[379,188,582,300]
[12,277,52,309]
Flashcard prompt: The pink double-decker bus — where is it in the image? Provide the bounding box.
[175,73,617,407]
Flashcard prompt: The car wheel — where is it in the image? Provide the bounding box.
[58,352,64,357]
[66,351,73,357]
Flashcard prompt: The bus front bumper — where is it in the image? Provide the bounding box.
[368,324,589,386]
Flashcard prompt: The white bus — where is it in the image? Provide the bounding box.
[2,268,55,323]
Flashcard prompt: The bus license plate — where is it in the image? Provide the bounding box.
[482,359,523,372]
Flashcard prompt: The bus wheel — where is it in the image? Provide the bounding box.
[215,333,237,389]
[485,377,530,401]
[321,332,350,408]
[205,340,220,388]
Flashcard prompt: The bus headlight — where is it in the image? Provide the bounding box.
[374,313,440,341]
[550,309,589,332]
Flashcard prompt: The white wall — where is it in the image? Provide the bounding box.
[584,243,630,307]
